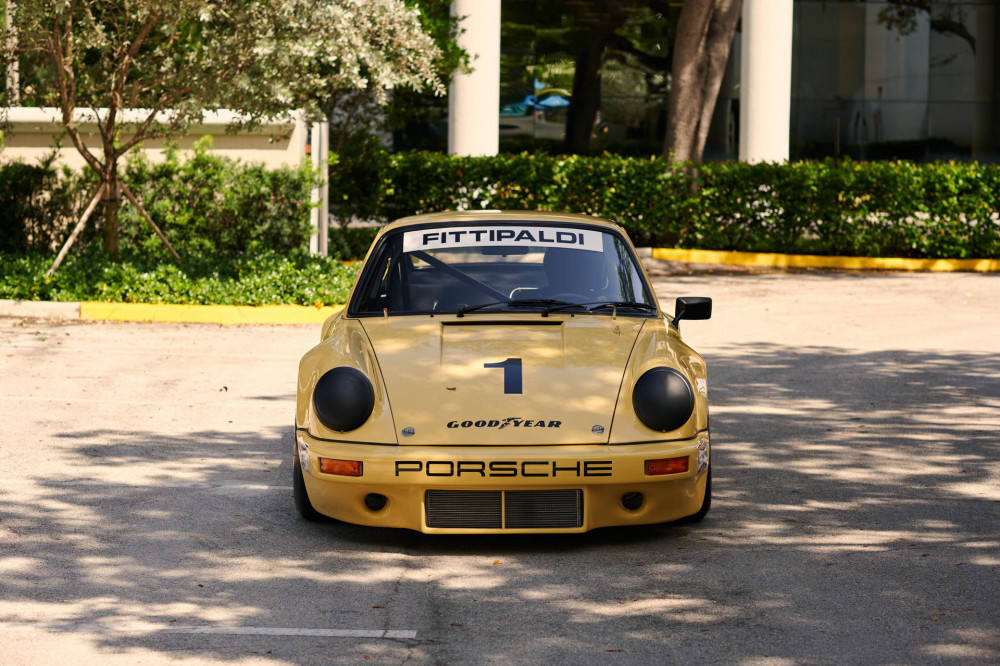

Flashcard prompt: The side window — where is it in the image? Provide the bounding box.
[609,235,648,303]
[353,238,407,314]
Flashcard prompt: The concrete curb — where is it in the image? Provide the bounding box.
[1,299,343,325]
[0,300,82,319]
[650,247,1000,272]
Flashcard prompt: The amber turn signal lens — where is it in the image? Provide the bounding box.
[645,456,689,476]
[319,458,363,476]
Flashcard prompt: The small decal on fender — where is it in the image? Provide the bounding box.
[297,436,311,474]
[696,437,709,477]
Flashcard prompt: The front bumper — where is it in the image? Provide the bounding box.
[295,430,710,533]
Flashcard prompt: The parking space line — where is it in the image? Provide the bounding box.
[4,345,300,360]
[0,395,290,408]
[0,622,417,639]
[3,479,292,491]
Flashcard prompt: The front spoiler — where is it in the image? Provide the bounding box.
[295,429,710,534]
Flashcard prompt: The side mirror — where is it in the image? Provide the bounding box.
[672,296,712,330]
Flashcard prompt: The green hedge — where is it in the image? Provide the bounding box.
[361,154,1000,259]
[121,140,318,258]
[0,248,360,306]
[0,156,87,254]
[5,148,1000,267]
[327,226,380,261]
[0,138,318,258]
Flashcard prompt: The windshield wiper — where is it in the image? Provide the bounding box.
[588,301,656,312]
[545,300,657,315]
[456,299,569,317]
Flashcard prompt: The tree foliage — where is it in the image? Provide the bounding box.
[1,0,443,259]
[878,0,977,54]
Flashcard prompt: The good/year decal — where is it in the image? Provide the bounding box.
[443,358,559,430]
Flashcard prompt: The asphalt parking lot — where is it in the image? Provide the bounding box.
[1,268,998,665]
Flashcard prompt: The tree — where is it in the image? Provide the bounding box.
[561,1,635,155]
[501,0,654,155]
[2,1,17,105]
[501,0,740,161]
[878,0,976,54]
[386,0,466,149]
[277,0,444,155]
[663,0,742,163]
[1,0,442,263]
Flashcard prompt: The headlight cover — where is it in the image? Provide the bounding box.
[313,367,376,432]
[632,367,695,432]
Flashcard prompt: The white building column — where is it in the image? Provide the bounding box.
[739,0,793,163]
[448,0,500,156]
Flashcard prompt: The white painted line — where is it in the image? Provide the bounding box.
[167,626,418,639]
[0,622,416,639]
[4,345,300,360]
[3,479,292,492]
[43,480,293,491]
[0,395,290,408]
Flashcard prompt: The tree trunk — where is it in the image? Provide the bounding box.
[102,171,120,261]
[563,3,630,155]
[564,40,605,155]
[664,0,742,163]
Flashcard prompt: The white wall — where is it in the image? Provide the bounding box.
[1,108,306,171]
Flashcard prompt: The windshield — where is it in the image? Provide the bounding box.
[349,222,656,317]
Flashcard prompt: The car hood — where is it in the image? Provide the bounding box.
[361,316,647,445]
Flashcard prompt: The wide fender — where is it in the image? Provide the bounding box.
[608,317,709,444]
[297,318,398,444]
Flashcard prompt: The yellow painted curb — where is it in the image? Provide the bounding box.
[651,248,1000,273]
[80,302,344,325]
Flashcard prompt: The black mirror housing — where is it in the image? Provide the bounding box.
[672,296,712,329]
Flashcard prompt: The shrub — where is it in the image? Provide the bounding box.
[120,138,317,259]
[372,154,1000,259]
[0,247,360,306]
[5,147,1000,264]
[327,130,393,226]
[328,226,380,260]
[0,138,318,260]
[0,154,90,254]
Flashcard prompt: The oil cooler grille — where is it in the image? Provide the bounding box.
[425,489,583,529]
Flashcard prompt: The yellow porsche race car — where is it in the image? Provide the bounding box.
[294,211,712,533]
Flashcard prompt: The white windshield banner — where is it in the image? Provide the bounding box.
[403,226,603,253]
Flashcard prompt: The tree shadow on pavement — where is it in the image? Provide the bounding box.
[1,343,998,664]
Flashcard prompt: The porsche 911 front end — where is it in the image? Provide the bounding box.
[293,211,712,533]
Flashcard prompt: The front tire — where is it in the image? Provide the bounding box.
[293,448,324,521]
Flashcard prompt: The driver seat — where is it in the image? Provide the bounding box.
[539,248,606,299]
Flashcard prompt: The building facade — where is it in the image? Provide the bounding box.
[709,0,999,162]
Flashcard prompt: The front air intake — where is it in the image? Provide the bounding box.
[425,489,583,529]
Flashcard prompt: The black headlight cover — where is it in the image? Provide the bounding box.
[313,367,376,432]
[632,367,695,432]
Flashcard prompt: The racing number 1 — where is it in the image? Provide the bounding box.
[484,358,522,394]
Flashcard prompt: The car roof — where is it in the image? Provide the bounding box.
[378,210,627,235]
